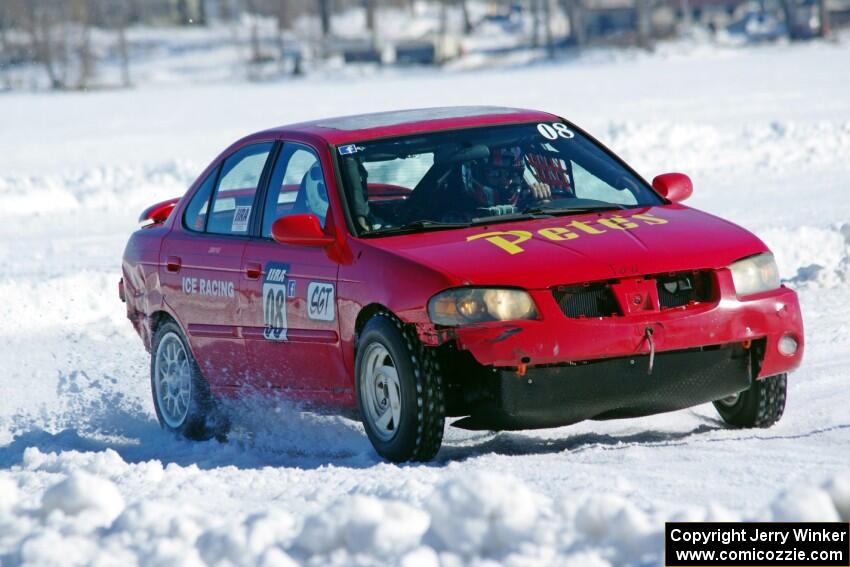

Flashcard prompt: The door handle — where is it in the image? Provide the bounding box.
[244,262,262,280]
[166,256,182,273]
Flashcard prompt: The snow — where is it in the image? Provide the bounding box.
[2,33,850,565]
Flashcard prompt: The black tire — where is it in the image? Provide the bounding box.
[355,313,446,462]
[713,373,787,428]
[151,320,229,441]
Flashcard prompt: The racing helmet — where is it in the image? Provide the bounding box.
[304,162,329,223]
[463,146,525,207]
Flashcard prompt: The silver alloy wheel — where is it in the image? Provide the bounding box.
[359,342,402,442]
[154,332,192,428]
[718,392,741,407]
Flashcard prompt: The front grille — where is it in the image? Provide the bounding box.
[553,270,715,319]
[656,271,713,309]
[553,284,621,318]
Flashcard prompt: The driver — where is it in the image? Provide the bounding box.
[454,147,551,220]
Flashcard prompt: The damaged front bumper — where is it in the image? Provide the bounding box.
[448,279,803,378]
[428,271,804,430]
[453,343,753,430]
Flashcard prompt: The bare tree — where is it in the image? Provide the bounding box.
[818,0,830,37]
[219,0,235,22]
[117,17,129,86]
[563,0,586,47]
[277,0,293,74]
[439,0,448,37]
[6,0,104,90]
[364,0,377,48]
[460,0,472,34]
[0,4,8,54]
[176,0,191,25]
[317,0,332,38]
[0,5,9,90]
[679,0,692,33]
[277,0,292,31]
[544,0,555,57]
[531,0,541,47]
[15,0,66,89]
[198,0,208,25]
[245,0,262,65]
[71,0,95,89]
[635,0,652,48]
[101,0,131,86]
[777,0,798,39]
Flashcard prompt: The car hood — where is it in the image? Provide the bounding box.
[362,205,769,288]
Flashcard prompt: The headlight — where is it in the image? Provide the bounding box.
[729,253,781,297]
[428,288,538,326]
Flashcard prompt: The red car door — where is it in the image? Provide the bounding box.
[160,141,274,390]
[241,142,346,395]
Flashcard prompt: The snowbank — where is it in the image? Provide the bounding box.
[0,160,198,219]
[764,224,850,289]
[609,120,850,176]
[0,453,847,566]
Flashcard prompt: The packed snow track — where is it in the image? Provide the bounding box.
[1,36,850,566]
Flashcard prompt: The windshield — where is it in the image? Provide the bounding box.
[335,121,663,236]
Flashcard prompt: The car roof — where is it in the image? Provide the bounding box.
[255,106,561,146]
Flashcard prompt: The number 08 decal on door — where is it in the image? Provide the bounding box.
[263,262,289,341]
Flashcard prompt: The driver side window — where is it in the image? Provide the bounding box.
[262,143,328,237]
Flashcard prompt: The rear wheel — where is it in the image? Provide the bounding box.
[355,313,445,462]
[714,373,787,428]
[151,321,228,440]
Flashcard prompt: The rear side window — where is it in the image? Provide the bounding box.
[207,142,274,236]
[183,167,218,232]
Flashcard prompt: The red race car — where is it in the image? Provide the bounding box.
[121,107,804,462]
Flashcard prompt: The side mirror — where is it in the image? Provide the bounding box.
[652,173,693,203]
[271,214,334,247]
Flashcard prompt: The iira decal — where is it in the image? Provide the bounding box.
[466,212,668,255]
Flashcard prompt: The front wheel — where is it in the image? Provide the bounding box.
[355,314,446,462]
[151,320,228,440]
[713,373,787,428]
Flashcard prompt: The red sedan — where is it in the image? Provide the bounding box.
[121,107,804,462]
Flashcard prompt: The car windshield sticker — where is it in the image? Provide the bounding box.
[263,263,289,341]
[537,123,575,141]
[467,212,669,255]
[307,282,335,321]
[231,205,251,232]
[338,144,359,155]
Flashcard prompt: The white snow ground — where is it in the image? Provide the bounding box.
[1,37,850,566]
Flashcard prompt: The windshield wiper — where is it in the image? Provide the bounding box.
[362,219,470,237]
[469,211,554,226]
[522,203,629,216]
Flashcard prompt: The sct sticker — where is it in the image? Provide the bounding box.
[231,205,251,232]
[307,282,335,321]
[263,263,289,341]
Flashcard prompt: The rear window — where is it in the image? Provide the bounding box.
[206,142,273,236]
[182,167,218,233]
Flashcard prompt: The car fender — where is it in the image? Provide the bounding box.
[121,223,174,352]
[338,239,461,378]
